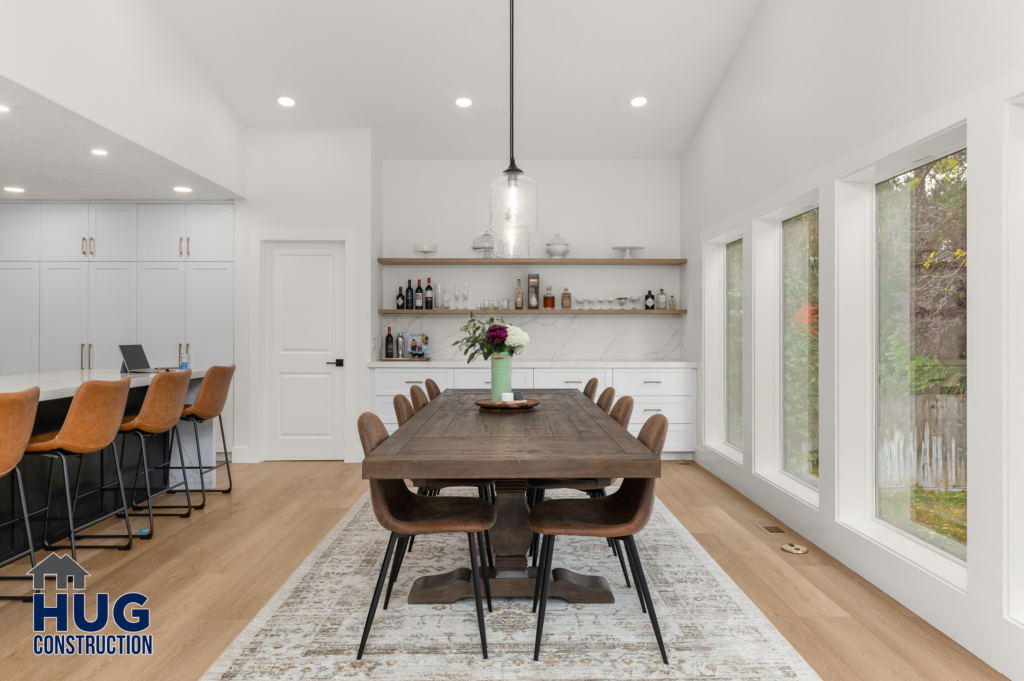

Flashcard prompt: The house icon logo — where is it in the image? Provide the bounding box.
[28,553,90,591]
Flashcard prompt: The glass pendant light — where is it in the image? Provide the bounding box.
[489,0,537,258]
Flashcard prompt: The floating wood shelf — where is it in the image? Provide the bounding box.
[378,258,687,266]
[378,308,686,315]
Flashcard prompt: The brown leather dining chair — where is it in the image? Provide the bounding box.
[609,395,634,428]
[393,394,415,427]
[0,387,40,602]
[596,386,616,414]
[583,377,599,401]
[528,414,669,664]
[176,365,236,507]
[357,412,496,660]
[424,378,442,400]
[409,384,429,413]
[118,370,194,537]
[23,378,133,560]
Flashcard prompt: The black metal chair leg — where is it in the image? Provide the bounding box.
[532,534,546,613]
[110,441,134,550]
[476,532,492,612]
[483,529,494,569]
[625,539,646,612]
[135,433,156,537]
[614,538,631,587]
[189,419,208,509]
[216,414,233,492]
[467,533,488,659]
[56,453,77,561]
[0,467,36,602]
[383,536,409,610]
[173,426,194,515]
[40,458,55,547]
[533,533,555,660]
[357,532,398,660]
[626,536,667,663]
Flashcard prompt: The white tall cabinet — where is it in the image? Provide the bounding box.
[0,262,39,375]
[39,262,89,372]
[88,262,137,370]
[138,262,187,369]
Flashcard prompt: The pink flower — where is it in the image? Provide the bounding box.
[486,324,508,345]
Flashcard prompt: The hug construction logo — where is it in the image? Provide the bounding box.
[28,553,153,656]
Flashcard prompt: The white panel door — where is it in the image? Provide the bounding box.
[40,204,89,261]
[137,262,186,369]
[186,262,233,368]
[0,263,39,376]
[264,242,345,460]
[0,203,41,261]
[137,204,186,261]
[186,204,234,261]
[89,204,137,261]
[88,262,137,371]
[40,262,89,372]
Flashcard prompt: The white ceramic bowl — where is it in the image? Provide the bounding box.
[413,243,439,256]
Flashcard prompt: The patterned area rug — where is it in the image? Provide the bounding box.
[202,489,820,680]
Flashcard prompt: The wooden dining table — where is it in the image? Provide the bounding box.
[361,388,662,604]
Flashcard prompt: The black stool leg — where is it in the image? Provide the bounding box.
[56,453,77,562]
[216,414,233,492]
[110,441,134,549]
[0,468,37,603]
[466,533,488,659]
[532,534,545,613]
[483,530,494,569]
[383,535,409,610]
[533,533,556,660]
[625,535,667,663]
[476,532,492,612]
[173,426,194,515]
[614,538,631,587]
[135,433,156,536]
[357,532,398,660]
[188,419,208,509]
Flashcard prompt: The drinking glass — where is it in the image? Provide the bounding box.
[596,297,604,310]
[501,298,510,309]
[629,295,641,310]
[586,297,595,310]
[463,284,469,309]
[575,296,584,310]
[453,286,461,310]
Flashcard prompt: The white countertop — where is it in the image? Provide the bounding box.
[366,360,697,369]
[0,368,208,401]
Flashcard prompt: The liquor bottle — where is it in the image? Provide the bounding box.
[385,327,394,358]
[645,290,655,310]
[543,286,555,309]
[528,274,540,309]
[668,295,676,310]
[415,280,424,309]
[425,278,434,309]
[562,287,571,308]
[396,333,405,358]
[657,288,668,310]
[405,280,414,309]
[515,279,524,310]
[396,286,405,309]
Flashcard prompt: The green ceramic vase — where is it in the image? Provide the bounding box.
[490,353,512,401]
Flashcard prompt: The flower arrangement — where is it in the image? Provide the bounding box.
[453,312,530,362]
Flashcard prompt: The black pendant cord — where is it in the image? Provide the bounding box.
[506,0,521,174]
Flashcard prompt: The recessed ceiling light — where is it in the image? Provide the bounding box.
[278,96,295,107]
[455,98,472,108]
[4,187,25,193]
[0,105,9,112]
[173,187,192,193]
[630,97,648,107]
[91,149,108,156]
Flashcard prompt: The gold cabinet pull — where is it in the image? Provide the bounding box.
[88,343,92,369]
[89,237,94,255]
[81,344,85,370]
[187,237,190,255]
[179,237,182,256]
[185,343,189,354]
[179,343,182,358]
[564,380,582,384]
[644,408,662,412]
[81,237,86,255]
[406,380,423,384]
[643,381,662,384]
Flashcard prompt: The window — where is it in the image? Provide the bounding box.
[782,208,820,487]
[726,238,744,449]
[875,149,967,560]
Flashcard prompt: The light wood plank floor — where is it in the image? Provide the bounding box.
[0,461,1005,681]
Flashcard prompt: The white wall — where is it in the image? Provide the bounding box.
[0,0,247,197]
[382,160,686,360]
[233,129,375,464]
[680,2,1024,677]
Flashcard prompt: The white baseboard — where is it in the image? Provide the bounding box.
[231,445,260,464]
[663,452,694,461]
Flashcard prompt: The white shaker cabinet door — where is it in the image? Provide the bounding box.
[88,262,137,371]
[186,204,233,261]
[40,204,89,261]
[138,204,186,261]
[40,262,89,372]
[0,203,41,261]
[137,261,186,369]
[185,262,233,368]
[89,204,137,261]
[0,263,40,376]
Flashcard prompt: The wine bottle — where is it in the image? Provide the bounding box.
[645,290,655,310]
[515,279,524,310]
[396,286,405,309]
[415,279,424,309]
[405,280,414,309]
[425,278,433,309]
[385,327,394,358]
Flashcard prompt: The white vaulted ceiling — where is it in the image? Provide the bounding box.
[152,0,761,160]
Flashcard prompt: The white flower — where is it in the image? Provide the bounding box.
[505,325,530,354]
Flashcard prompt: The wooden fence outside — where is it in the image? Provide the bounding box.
[877,394,966,489]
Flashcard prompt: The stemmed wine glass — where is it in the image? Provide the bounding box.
[452,285,461,310]
[462,284,469,310]
[586,297,595,310]
[575,296,585,310]
[629,295,641,310]
[607,294,614,310]
[596,297,604,310]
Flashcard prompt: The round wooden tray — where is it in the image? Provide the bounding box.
[475,398,540,412]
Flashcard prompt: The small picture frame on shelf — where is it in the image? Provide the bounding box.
[407,332,429,358]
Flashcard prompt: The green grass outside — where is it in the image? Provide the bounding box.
[878,486,966,558]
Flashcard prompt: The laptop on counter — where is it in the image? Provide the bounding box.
[119,345,180,374]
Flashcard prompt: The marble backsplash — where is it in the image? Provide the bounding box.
[379,312,683,361]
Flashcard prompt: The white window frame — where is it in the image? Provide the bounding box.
[1006,97,1024,626]
[702,225,746,466]
[835,122,969,591]
[752,191,821,508]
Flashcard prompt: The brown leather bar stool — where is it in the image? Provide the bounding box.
[583,377,599,401]
[356,413,496,659]
[175,365,236,508]
[529,414,669,664]
[424,378,442,400]
[0,387,40,602]
[409,384,429,413]
[23,378,133,560]
[118,370,194,537]
[596,386,616,414]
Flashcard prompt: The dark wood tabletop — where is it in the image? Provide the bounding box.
[361,389,662,481]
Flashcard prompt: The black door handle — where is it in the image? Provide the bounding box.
[326,359,344,366]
